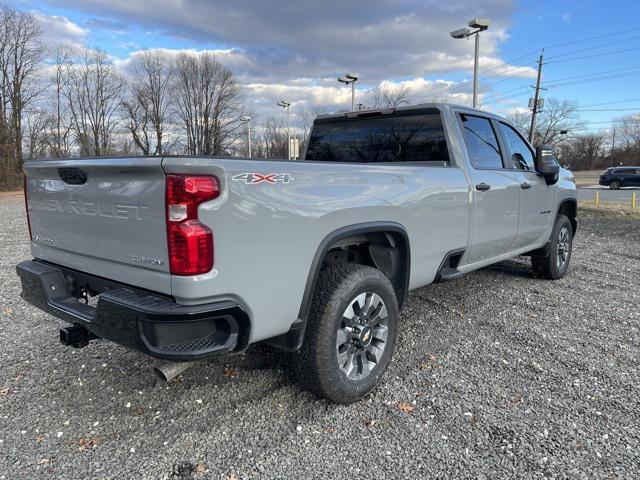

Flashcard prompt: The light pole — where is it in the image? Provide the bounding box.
[277,100,291,159]
[240,116,251,158]
[450,19,490,108]
[338,73,358,111]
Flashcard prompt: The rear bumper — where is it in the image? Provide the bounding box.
[16,260,249,361]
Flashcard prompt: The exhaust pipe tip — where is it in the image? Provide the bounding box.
[153,361,195,382]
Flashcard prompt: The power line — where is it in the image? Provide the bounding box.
[542,26,640,50]
[427,27,640,104]
[545,34,640,60]
[578,97,640,108]
[545,45,640,64]
[574,108,640,112]
[478,61,537,82]
[546,70,640,89]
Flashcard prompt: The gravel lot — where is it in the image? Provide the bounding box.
[1,196,639,479]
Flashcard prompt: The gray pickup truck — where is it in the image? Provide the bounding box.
[17,103,577,403]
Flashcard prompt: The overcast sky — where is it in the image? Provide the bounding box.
[12,0,640,131]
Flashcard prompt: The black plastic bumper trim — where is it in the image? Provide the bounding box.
[16,260,249,361]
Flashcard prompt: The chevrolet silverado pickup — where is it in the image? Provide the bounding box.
[17,103,577,403]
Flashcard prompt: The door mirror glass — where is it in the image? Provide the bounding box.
[535,145,560,183]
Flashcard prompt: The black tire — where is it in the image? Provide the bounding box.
[610,180,621,190]
[531,214,573,280]
[294,264,399,404]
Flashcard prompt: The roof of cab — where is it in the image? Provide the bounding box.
[314,102,502,122]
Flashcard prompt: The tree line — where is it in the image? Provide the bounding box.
[506,99,640,171]
[2,6,639,189]
[0,6,289,189]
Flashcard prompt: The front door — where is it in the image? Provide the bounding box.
[457,113,520,264]
[496,121,554,249]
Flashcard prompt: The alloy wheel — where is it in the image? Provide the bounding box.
[556,225,571,269]
[336,292,389,381]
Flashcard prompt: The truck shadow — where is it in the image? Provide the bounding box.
[482,258,534,279]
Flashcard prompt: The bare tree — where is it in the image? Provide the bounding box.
[558,133,606,170]
[505,110,531,137]
[371,83,410,109]
[0,6,45,170]
[506,98,583,147]
[259,117,288,159]
[48,45,74,157]
[122,49,174,155]
[64,48,125,156]
[614,114,640,158]
[173,52,243,156]
[23,108,49,160]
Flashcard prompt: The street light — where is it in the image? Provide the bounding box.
[240,115,251,158]
[450,18,490,108]
[337,73,358,111]
[277,100,291,160]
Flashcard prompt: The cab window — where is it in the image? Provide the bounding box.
[305,113,450,164]
[498,122,535,171]
[458,114,503,170]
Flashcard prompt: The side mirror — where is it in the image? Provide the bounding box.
[535,145,560,184]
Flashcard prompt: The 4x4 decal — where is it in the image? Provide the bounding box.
[232,173,294,184]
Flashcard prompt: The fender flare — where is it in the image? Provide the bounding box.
[268,221,411,352]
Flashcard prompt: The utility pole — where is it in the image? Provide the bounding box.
[528,50,544,144]
[611,127,616,156]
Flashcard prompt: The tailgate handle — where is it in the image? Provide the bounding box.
[58,167,87,185]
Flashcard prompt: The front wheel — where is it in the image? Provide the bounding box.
[294,264,399,404]
[610,180,621,190]
[531,214,573,280]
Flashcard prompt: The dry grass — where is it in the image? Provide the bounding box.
[578,203,640,219]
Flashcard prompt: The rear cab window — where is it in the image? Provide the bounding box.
[305,110,450,164]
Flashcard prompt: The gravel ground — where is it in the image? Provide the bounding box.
[1,197,639,479]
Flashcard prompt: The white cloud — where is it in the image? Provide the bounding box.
[46,0,521,83]
[40,1,538,125]
[561,13,572,23]
[31,11,89,48]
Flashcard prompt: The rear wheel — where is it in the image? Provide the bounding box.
[294,264,399,404]
[531,214,573,280]
[610,180,621,190]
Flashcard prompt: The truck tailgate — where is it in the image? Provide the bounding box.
[23,158,171,294]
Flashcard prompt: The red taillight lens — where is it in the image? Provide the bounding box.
[166,175,220,276]
[23,175,32,240]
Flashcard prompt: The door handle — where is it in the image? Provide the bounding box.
[475,183,491,191]
[520,182,532,189]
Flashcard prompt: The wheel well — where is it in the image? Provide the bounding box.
[321,231,409,310]
[558,199,577,236]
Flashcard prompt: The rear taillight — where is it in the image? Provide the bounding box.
[23,175,32,240]
[166,174,220,275]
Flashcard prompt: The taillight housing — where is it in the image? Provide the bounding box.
[24,175,32,240]
[166,175,220,275]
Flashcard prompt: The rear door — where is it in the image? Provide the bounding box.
[23,157,171,294]
[496,121,554,249]
[457,113,520,264]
